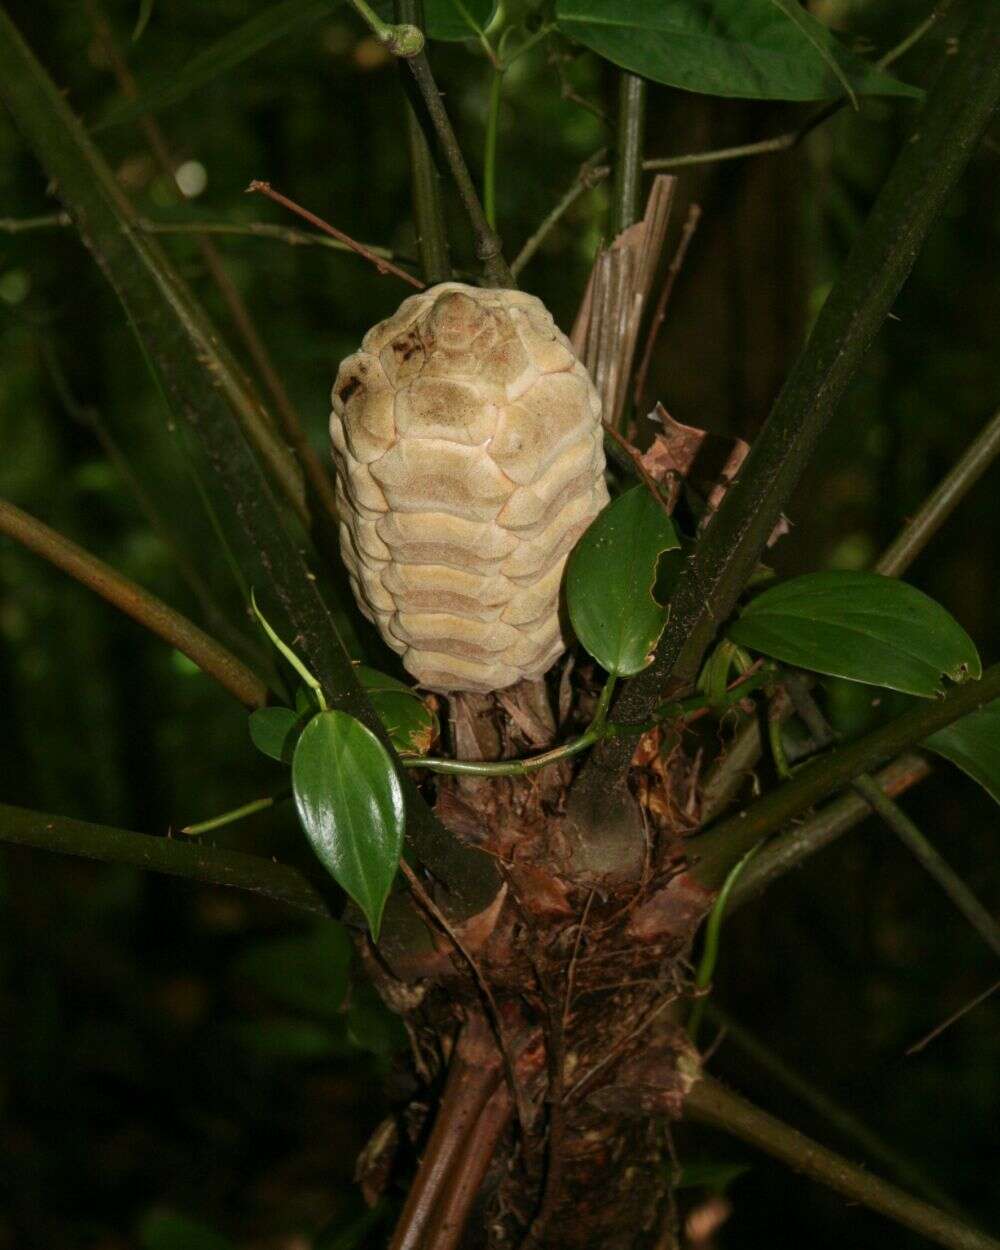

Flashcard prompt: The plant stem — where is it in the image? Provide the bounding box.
[576,3,1000,809]
[691,661,1000,890]
[0,803,331,917]
[395,0,451,284]
[181,792,286,836]
[0,497,270,708]
[727,752,931,911]
[688,843,759,1044]
[876,405,1000,576]
[611,72,646,235]
[349,0,424,55]
[510,148,607,277]
[705,1004,961,1213]
[685,1076,999,1250]
[483,66,503,229]
[853,773,1000,960]
[404,47,514,286]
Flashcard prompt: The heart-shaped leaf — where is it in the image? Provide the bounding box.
[292,711,404,938]
[729,571,981,697]
[554,0,920,102]
[249,706,303,763]
[566,485,680,676]
[925,699,1000,806]
[357,666,437,756]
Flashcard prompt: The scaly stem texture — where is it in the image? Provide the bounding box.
[686,1077,1000,1250]
[574,4,1000,815]
[0,497,269,708]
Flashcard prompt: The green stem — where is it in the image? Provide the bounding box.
[395,0,451,284]
[853,773,1000,960]
[767,695,793,781]
[576,3,1000,807]
[611,72,646,235]
[0,496,271,709]
[349,0,424,55]
[483,66,503,230]
[0,802,331,918]
[404,46,514,286]
[876,405,1000,576]
[686,1077,999,1250]
[181,792,287,836]
[691,661,1000,890]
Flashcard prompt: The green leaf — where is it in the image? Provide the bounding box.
[673,1160,751,1192]
[132,0,156,42]
[767,0,855,108]
[248,706,303,763]
[357,666,437,756]
[292,711,404,938]
[234,924,353,1017]
[566,485,680,676]
[553,0,921,101]
[373,0,497,41]
[728,572,981,698]
[95,0,339,131]
[925,699,1000,806]
[140,1211,235,1250]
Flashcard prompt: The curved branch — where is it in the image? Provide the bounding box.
[0,497,269,709]
[686,1076,999,1250]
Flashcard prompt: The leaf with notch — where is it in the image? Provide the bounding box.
[728,572,981,698]
[292,711,404,938]
[925,699,1000,806]
[554,0,921,102]
[566,485,680,677]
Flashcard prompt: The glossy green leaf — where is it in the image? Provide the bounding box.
[729,572,982,698]
[234,924,353,1017]
[925,699,1000,806]
[140,1212,234,1250]
[373,0,496,41]
[554,0,921,101]
[292,711,404,938]
[357,666,437,756]
[566,485,680,676]
[95,0,338,131]
[132,0,156,42]
[248,706,303,763]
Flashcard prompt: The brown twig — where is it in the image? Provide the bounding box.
[428,1083,513,1250]
[602,421,675,516]
[633,203,703,408]
[247,180,425,289]
[905,979,1000,1056]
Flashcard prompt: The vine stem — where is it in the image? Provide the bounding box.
[685,1076,1000,1250]
[0,497,269,709]
[483,66,504,229]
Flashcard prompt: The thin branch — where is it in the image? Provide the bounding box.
[394,0,451,284]
[0,496,269,708]
[876,405,1000,575]
[510,148,607,278]
[691,661,1000,890]
[685,1076,999,1250]
[611,72,647,235]
[570,4,1000,829]
[633,203,702,408]
[247,180,424,289]
[855,773,1000,960]
[403,45,514,286]
[0,802,331,917]
[705,1004,962,1213]
[728,752,931,911]
[906,979,1000,1056]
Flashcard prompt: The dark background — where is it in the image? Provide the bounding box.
[1,2,998,1247]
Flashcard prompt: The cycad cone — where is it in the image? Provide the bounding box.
[330,283,609,694]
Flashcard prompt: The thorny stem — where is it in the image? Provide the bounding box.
[574,3,1000,817]
[686,1076,1000,1250]
[0,803,332,917]
[404,47,515,286]
[705,1004,962,1213]
[692,661,1000,889]
[395,0,451,284]
[876,405,1000,576]
[611,72,647,235]
[0,497,270,709]
[247,180,425,289]
[514,2,954,276]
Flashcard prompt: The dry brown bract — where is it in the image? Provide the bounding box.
[331,284,609,693]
